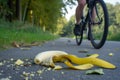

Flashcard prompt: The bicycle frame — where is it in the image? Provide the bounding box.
[80,0,93,31]
[82,0,102,31]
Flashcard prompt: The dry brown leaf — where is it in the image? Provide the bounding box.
[12,42,20,48]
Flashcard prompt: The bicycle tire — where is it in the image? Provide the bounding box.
[89,0,109,49]
[76,33,83,46]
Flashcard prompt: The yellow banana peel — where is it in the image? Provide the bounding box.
[88,54,99,58]
[34,51,116,70]
[54,54,116,69]
[64,61,94,70]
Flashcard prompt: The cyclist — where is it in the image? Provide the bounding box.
[74,0,95,36]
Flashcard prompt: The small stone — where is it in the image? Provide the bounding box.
[23,71,29,77]
[15,59,24,66]
[61,72,64,74]
[54,65,62,70]
[0,62,3,66]
[37,70,42,74]
[109,53,114,56]
[47,67,52,71]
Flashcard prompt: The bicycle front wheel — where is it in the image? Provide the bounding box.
[76,34,83,46]
[89,0,109,49]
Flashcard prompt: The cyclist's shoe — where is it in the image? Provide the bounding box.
[74,24,81,36]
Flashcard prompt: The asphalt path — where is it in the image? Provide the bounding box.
[0,38,120,80]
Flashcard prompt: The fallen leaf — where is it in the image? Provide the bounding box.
[20,47,31,50]
[12,42,20,48]
[78,49,88,53]
[86,69,104,75]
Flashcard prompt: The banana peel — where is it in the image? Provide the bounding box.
[53,54,116,69]
[34,51,116,70]
[64,61,94,70]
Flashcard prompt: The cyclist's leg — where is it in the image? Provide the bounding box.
[76,0,86,24]
[92,7,96,22]
[74,0,86,35]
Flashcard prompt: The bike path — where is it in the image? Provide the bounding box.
[0,38,120,80]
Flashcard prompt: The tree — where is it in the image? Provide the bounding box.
[55,17,67,35]
[0,0,77,32]
[106,3,115,25]
[29,0,65,32]
[114,3,120,26]
[61,15,75,36]
[22,0,31,22]
[0,0,12,21]
[16,0,20,20]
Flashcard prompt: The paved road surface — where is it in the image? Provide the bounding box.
[0,38,120,80]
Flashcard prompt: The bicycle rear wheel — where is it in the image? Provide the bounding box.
[89,0,109,49]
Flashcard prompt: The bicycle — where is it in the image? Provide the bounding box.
[74,0,109,49]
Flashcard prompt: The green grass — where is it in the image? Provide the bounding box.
[107,32,120,41]
[107,25,120,41]
[0,20,58,50]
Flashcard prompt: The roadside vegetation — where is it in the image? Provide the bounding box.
[0,0,74,50]
[0,20,58,50]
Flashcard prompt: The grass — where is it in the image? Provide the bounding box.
[107,25,120,41]
[107,32,120,41]
[0,20,58,50]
